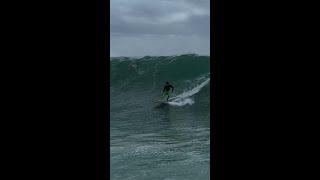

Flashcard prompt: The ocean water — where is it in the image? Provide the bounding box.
[110,54,210,180]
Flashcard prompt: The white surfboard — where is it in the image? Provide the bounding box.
[154,98,174,104]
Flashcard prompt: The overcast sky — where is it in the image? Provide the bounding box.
[110,0,210,57]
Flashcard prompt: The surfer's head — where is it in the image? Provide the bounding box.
[166,82,169,84]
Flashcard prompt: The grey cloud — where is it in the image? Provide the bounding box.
[110,0,210,57]
[111,35,209,57]
[111,15,209,36]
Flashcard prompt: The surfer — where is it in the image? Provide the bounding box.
[162,82,174,101]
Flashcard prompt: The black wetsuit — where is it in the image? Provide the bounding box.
[163,84,174,101]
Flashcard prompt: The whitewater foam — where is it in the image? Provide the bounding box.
[172,78,210,99]
[167,77,210,106]
[167,98,195,106]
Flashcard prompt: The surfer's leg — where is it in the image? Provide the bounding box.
[164,91,169,101]
[161,92,166,101]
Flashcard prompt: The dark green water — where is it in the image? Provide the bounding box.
[110,54,210,180]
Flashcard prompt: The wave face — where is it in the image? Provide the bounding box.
[110,54,210,180]
[111,54,210,106]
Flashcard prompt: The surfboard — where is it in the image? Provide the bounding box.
[154,95,178,103]
[168,96,179,101]
[154,99,174,105]
[154,100,169,103]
